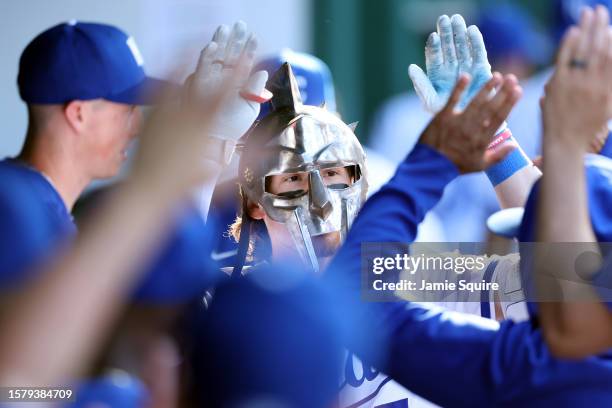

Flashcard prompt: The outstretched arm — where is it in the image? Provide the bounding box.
[326,73,522,407]
[537,5,612,359]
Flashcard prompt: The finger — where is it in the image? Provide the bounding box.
[573,7,595,61]
[472,76,515,136]
[592,5,611,71]
[483,79,522,134]
[194,41,219,76]
[211,24,229,60]
[467,25,488,65]
[464,72,502,111]
[242,33,258,62]
[557,26,581,74]
[462,72,503,137]
[231,34,258,86]
[212,23,230,43]
[240,70,272,103]
[437,15,457,66]
[484,74,518,112]
[210,24,230,76]
[425,32,444,74]
[409,64,437,106]
[223,21,248,68]
[606,27,612,85]
[451,14,471,72]
[441,73,470,113]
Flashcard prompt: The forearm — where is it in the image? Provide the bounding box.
[537,138,612,358]
[494,164,542,209]
[540,145,593,240]
[193,162,224,221]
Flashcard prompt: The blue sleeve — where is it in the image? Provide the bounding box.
[0,182,64,289]
[325,144,562,407]
[353,144,458,243]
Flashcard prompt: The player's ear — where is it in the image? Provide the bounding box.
[246,199,265,220]
[63,100,87,133]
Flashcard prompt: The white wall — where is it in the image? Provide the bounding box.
[0,0,311,158]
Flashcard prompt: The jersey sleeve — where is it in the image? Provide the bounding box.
[324,144,587,407]
[0,180,61,288]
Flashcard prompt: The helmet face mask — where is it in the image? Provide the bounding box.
[238,63,368,273]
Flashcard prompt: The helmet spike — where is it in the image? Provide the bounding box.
[267,62,303,113]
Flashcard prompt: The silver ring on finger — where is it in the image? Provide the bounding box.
[569,58,588,69]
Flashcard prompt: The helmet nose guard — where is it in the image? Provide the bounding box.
[308,170,333,220]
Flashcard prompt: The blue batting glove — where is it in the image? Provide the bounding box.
[409,14,492,113]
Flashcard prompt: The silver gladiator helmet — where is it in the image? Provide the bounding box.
[235,63,368,274]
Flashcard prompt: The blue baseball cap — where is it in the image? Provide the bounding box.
[18,21,172,105]
[254,49,337,119]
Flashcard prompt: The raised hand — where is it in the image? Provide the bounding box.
[542,6,612,153]
[409,14,493,113]
[186,21,272,142]
[419,72,522,173]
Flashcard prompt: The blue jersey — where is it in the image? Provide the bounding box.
[0,159,75,288]
[326,145,612,407]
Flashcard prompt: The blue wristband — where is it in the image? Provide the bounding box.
[485,138,530,186]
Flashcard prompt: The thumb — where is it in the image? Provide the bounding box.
[532,155,543,170]
[240,70,272,103]
[409,64,437,111]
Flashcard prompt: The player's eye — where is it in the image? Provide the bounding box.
[283,174,302,183]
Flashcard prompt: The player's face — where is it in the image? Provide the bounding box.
[259,166,353,265]
[84,100,142,178]
[266,166,353,196]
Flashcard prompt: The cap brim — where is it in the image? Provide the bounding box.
[106,76,180,105]
[486,207,525,239]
